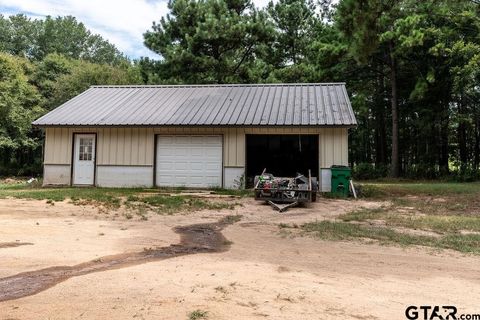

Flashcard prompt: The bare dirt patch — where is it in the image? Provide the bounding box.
[0,219,234,302]
[0,197,479,320]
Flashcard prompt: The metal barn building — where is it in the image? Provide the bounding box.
[32,83,357,188]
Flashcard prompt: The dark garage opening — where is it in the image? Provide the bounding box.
[246,134,319,186]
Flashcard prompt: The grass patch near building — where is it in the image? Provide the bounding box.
[358,181,480,198]
[298,221,480,254]
[290,181,480,254]
[0,182,240,216]
[126,194,239,215]
[340,207,480,234]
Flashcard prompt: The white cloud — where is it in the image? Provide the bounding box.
[0,0,169,59]
[0,0,273,59]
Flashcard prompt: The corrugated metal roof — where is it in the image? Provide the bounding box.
[32,83,357,127]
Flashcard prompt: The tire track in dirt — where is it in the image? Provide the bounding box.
[0,217,239,302]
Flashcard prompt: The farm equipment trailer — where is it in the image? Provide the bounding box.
[254,169,318,212]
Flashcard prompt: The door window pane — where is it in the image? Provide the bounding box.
[79,138,93,161]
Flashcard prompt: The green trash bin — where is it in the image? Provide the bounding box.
[330,165,351,197]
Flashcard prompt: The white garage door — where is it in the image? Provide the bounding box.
[156,135,223,188]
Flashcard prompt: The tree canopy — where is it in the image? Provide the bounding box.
[0,14,126,65]
[143,0,274,83]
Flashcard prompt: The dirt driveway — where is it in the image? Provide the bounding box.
[0,197,479,320]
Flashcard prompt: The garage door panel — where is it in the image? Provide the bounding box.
[189,177,203,184]
[174,148,188,156]
[156,135,222,187]
[205,163,220,170]
[190,149,203,157]
[174,162,188,170]
[160,136,174,144]
[174,136,190,144]
[190,136,205,143]
[190,162,203,170]
[159,162,173,170]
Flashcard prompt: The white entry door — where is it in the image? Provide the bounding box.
[156,135,222,187]
[73,134,96,185]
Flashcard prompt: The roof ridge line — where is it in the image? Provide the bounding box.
[90,83,347,88]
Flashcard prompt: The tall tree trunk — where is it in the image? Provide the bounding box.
[389,42,400,177]
[375,69,387,165]
[458,99,468,170]
[375,111,387,165]
[474,110,480,170]
[439,107,450,174]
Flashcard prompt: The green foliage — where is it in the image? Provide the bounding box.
[143,0,274,83]
[48,59,142,108]
[266,0,316,65]
[30,53,142,110]
[31,53,74,105]
[404,163,442,180]
[335,0,480,178]
[449,168,480,182]
[0,53,44,174]
[353,163,389,180]
[0,14,126,65]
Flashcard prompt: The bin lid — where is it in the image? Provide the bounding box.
[330,165,350,170]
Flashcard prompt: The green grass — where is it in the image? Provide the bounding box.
[339,207,386,222]
[188,310,208,320]
[302,220,430,243]
[300,221,480,254]
[295,181,480,254]
[359,181,480,197]
[0,185,150,207]
[0,182,35,190]
[340,207,480,233]
[133,194,239,214]
[0,183,240,214]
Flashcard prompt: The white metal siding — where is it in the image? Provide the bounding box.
[224,167,245,189]
[96,165,153,187]
[43,164,70,185]
[156,135,223,187]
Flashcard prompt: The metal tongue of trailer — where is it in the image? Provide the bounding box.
[254,168,318,212]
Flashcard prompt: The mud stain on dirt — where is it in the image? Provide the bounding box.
[0,217,238,302]
[0,242,33,249]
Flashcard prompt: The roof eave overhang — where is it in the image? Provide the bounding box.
[32,123,357,129]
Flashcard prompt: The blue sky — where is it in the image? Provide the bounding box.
[0,0,272,60]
